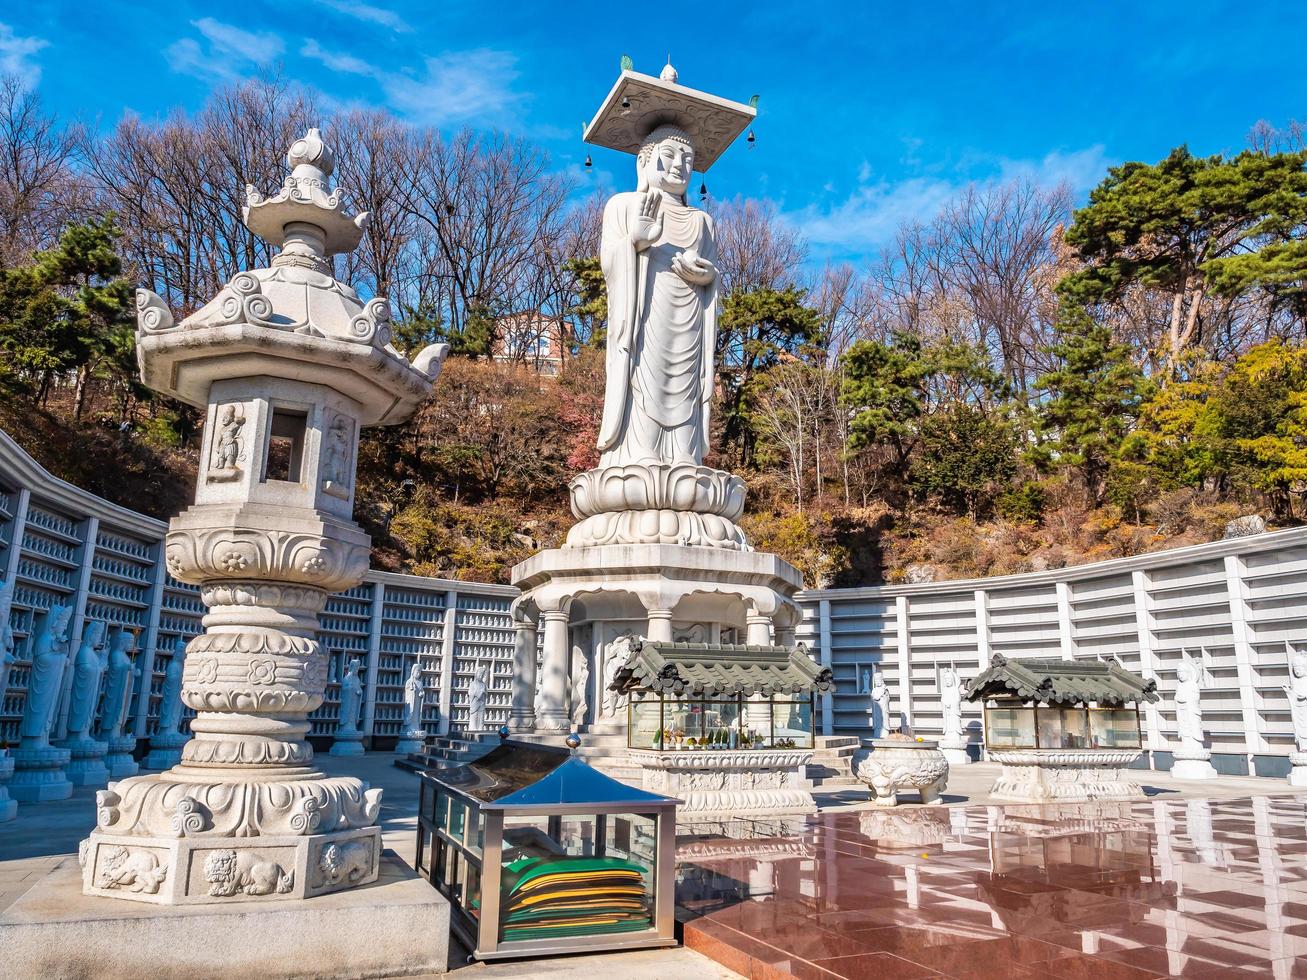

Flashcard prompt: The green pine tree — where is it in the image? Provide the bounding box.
[1032,306,1153,505]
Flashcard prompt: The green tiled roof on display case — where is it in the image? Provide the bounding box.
[964,653,1160,707]
[609,640,835,697]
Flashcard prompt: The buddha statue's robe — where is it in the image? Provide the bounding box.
[597,192,718,468]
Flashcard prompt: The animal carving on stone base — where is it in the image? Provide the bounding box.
[315,838,373,888]
[96,845,168,894]
[203,848,294,897]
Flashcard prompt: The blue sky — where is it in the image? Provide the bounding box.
[4,1,1306,266]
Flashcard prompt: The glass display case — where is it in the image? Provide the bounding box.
[627,692,815,751]
[984,703,1141,750]
[417,738,679,960]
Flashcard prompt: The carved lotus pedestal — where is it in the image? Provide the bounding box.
[851,738,949,806]
[987,748,1145,802]
[143,729,189,771]
[938,736,972,767]
[566,463,750,550]
[9,742,72,802]
[1290,751,1307,787]
[329,726,366,756]
[394,729,427,756]
[630,748,816,816]
[61,735,111,787]
[1170,746,1219,781]
[104,734,139,780]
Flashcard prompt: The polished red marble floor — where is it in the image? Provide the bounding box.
[674,796,1307,978]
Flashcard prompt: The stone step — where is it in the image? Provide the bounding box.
[815,735,860,749]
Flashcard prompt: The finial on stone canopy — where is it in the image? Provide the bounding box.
[243,127,369,272]
[660,59,678,83]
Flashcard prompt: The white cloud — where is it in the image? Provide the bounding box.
[165,18,284,83]
[786,144,1115,260]
[0,22,48,86]
[302,42,521,127]
[301,38,372,76]
[789,177,959,254]
[997,145,1113,195]
[313,0,412,32]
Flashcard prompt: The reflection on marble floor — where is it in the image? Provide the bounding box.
[675,796,1307,978]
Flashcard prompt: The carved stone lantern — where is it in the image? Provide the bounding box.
[80,128,447,904]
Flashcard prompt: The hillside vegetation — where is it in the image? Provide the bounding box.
[2,78,1306,585]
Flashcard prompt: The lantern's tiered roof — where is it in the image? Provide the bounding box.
[610,640,833,698]
[134,128,447,424]
[964,654,1159,707]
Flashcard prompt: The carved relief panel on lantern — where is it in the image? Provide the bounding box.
[196,379,361,520]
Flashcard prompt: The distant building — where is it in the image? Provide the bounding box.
[491,312,573,376]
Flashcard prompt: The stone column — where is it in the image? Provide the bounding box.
[536,608,571,732]
[646,609,674,643]
[508,615,538,732]
[746,611,774,736]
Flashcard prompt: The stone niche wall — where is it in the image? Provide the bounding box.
[7,425,1307,774]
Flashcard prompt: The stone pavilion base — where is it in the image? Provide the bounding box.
[630,749,816,816]
[2,851,449,979]
[986,747,1144,802]
[81,825,380,905]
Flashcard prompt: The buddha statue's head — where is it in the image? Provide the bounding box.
[1177,660,1195,683]
[1293,653,1307,679]
[637,124,695,201]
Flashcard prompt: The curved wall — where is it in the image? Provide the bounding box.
[796,529,1307,775]
[5,425,1305,775]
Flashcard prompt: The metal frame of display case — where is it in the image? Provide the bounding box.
[417,740,680,961]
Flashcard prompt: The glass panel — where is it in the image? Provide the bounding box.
[435,791,447,832]
[465,803,484,858]
[449,799,467,843]
[1035,706,1062,749]
[628,697,664,749]
[464,861,482,920]
[1059,707,1090,748]
[1090,708,1141,748]
[771,699,813,748]
[985,706,1036,748]
[500,813,653,943]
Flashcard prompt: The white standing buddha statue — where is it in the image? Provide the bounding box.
[10,602,75,801]
[99,627,140,779]
[395,662,429,756]
[598,124,718,469]
[330,657,366,757]
[59,620,111,786]
[144,635,190,770]
[1286,647,1307,786]
[1171,652,1218,780]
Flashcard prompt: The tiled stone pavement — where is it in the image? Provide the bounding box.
[675,796,1307,978]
